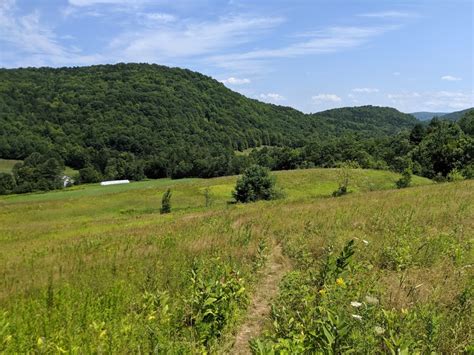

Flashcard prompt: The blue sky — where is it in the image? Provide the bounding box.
[0,0,472,113]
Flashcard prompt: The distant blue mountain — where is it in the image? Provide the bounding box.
[410,108,473,121]
[410,112,448,121]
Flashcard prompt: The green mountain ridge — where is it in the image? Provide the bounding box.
[0,63,418,169]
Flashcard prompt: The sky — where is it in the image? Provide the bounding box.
[0,0,473,113]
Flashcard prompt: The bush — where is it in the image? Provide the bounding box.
[160,188,172,214]
[447,168,465,182]
[0,172,16,195]
[203,187,213,207]
[332,185,348,197]
[396,169,412,188]
[332,161,357,197]
[78,166,102,183]
[461,163,474,179]
[12,153,64,192]
[232,165,277,203]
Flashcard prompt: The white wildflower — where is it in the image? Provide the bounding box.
[365,295,379,305]
[351,314,362,320]
[374,326,385,335]
[350,301,362,308]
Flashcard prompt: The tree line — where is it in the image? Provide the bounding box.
[0,63,471,195]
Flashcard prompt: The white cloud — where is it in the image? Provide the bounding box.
[387,92,421,100]
[69,0,150,6]
[0,0,102,67]
[214,26,390,61]
[260,93,285,102]
[209,25,394,73]
[144,12,176,23]
[441,75,462,81]
[312,94,342,103]
[358,11,418,18]
[110,15,284,62]
[352,87,379,93]
[388,91,474,111]
[393,71,401,76]
[221,77,251,85]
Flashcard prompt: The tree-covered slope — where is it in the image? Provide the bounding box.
[0,63,429,192]
[439,108,473,121]
[0,64,416,165]
[314,105,418,135]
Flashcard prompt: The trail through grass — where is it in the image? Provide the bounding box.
[232,243,291,354]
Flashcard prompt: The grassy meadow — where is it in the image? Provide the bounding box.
[0,168,472,353]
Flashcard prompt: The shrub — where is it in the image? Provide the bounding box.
[203,187,213,207]
[232,165,277,203]
[78,166,102,183]
[396,169,412,188]
[447,168,464,182]
[461,163,474,179]
[332,161,357,197]
[160,188,172,214]
[0,173,16,195]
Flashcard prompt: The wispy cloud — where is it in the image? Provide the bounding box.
[388,91,474,110]
[221,77,251,85]
[143,12,176,23]
[352,87,379,93]
[68,0,151,6]
[312,94,342,103]
[0,0,101,67]
[214,26,391,61]
[358,11,418,19]
[260,93,285,102]
[109,15,283,62]
[441,75,462,81]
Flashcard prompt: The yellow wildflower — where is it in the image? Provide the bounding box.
[37,337,44,346]
[318,288,326,296]
[147,314,156,321]
[336,277,345,287]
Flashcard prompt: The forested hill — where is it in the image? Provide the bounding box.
[410,109,474,122]
[0,63,419,184]
[312,106,417,135]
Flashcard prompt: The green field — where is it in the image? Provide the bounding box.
[0,168,472,353]
[0,159,22,174]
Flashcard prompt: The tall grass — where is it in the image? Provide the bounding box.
[1,169,467,353]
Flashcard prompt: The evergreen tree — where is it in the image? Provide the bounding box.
[233,165,277,203]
